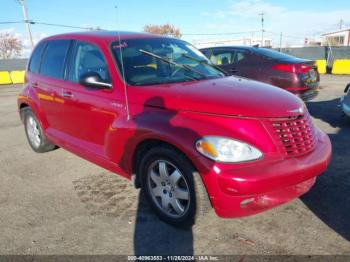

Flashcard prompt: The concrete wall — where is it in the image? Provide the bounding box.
[330,47,350,59]
[273,47,326,60]
[0,59,28,85]
[0,59,28,71]
[271,47,350,74]
[274,46,350,60]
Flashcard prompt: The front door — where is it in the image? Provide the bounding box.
[59,40,122,157]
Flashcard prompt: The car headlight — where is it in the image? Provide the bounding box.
[195,136,263,163]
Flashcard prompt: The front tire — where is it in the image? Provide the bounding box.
[139,145,211,226]
[22,108,56,153]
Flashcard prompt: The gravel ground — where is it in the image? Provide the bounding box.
[0,75,349,256]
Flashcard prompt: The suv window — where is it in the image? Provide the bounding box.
[28,41,46,74]
[68,41,111,83]
[210,50,235,65]
[111,38,224,86]
[200,49,212,58]
[40,40,71,79]
[233,50,249,64]
[254,48,295,60]
[209,49,249,66]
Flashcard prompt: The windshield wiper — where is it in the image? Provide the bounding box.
[180,53,228,77]
[139,49,208,80]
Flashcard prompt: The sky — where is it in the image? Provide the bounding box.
[1,0,350,57]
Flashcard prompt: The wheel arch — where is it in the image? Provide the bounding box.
[131,138,197,189]
[19,102,30,122]
[18,97,49,130]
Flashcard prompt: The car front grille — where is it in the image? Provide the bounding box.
[265,113,316,157]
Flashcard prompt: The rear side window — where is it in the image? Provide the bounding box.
[28,42,46,74]
[254,48,295,60]
[200,49,212,58]
[233,50,249,64]
[210,50,235,65]
[40,40,71,79]
[209,49,250,65]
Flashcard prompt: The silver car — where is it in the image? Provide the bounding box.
[341,83,350,117]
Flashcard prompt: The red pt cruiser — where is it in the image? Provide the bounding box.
[17,31,331,226]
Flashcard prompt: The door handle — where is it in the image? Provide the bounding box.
[230,68,239,73]
[31,82,38,88]
[61,91,74,98]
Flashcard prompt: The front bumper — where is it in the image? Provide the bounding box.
[284,76,319,101]
[207,130,331,218]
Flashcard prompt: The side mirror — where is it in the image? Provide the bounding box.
[345,83,350,94]
[79,72,112,89]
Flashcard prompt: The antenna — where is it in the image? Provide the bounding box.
[115,4,130,121]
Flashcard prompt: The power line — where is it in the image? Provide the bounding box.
[0,21,24,24]
[0,21,321,42]
[183,30,260,36]
[183,30,307,41]
[9,1,99,49]
[32,22,95,30]
[265,31,305,40]
[0,20,100,31]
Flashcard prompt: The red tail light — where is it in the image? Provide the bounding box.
[272,64,310,74]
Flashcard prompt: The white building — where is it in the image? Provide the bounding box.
[322,29,350,46]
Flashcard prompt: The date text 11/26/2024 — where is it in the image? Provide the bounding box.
[127,255,219,261]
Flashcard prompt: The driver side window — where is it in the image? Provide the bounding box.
[69,41,111,83]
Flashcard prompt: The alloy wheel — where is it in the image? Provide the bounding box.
[147,160,190,218]
[26,116,41,148]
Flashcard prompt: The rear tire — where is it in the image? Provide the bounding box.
[139,145,211,227]
[22,108,56,153]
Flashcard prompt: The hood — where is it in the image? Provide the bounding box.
[128,76,305,118]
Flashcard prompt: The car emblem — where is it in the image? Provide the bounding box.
[288,107,304,114]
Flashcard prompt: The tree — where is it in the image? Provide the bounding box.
[143,23,182,38]
[0,32,22,59]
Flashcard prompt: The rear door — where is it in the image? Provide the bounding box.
[35,39,71,133]
[26,41,47,116]
[230,49,256,78]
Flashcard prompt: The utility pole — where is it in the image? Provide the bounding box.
[279,32,282,51]
[19,0,34,48]
[259,12,264,47]
[339,19,343,30]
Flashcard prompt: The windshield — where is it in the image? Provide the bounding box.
[111,38,225,86]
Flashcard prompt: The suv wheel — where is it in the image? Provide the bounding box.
[139,145,211,226]
[22,108,56,153]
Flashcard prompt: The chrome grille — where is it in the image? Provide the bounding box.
[267,113,316,157]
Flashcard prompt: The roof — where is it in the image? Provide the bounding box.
[43,30,167,42]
